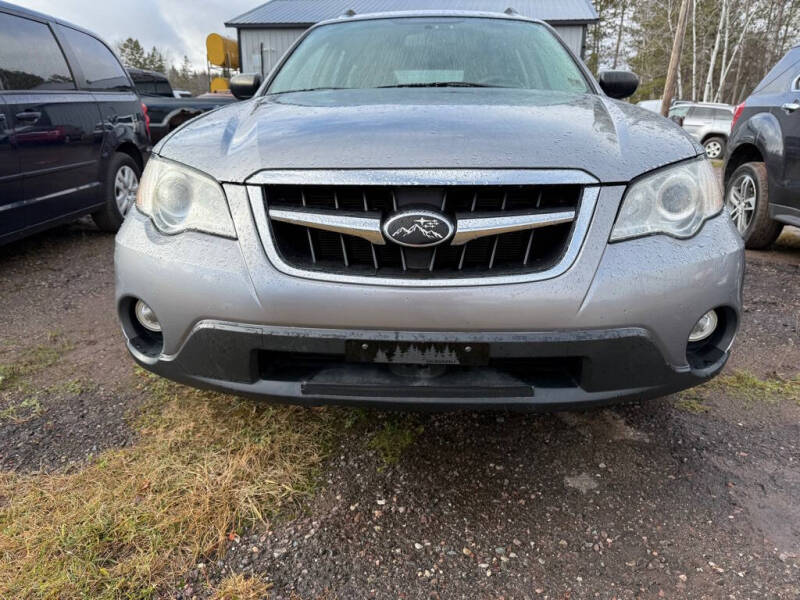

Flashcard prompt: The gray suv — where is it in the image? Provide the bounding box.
[115,11,744,408]
[669,102,734,159]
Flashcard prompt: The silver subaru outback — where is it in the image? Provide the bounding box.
[116,11,744,408]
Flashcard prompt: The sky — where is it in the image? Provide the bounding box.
[20,0,259,69]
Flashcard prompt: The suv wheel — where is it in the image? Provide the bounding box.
[92,153,141,233]
[725,161,783,249]
[703,136,725,160]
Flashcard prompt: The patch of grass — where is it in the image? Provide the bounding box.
[0,332,72,393]
[693,370,800,406]
[711,370,800,403]
[0,370,340,599]
[211,573,272,600]
[0,395,43,423]
[674,393,710,414]
[54,377,93,395]
[368,417,424,466]
[0,376,94,425]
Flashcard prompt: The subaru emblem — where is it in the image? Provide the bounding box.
[383,209,454,248]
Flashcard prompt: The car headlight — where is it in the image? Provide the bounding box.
[135,156,236,238]
[610,157,722,242]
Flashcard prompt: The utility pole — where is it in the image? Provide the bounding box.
[661,0,691,117]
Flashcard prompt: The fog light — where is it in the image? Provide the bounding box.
[689,310,718,343]
[134,300,162,332]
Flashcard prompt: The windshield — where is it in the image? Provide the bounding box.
[668,105,690,117]
[268,17,590,94]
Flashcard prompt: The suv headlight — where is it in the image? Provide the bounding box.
[610,157,722,242]
[135,156,236,238]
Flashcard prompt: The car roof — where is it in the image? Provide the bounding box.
[671,101,733,111]
[312,9,546,28]
[0,0,107,40]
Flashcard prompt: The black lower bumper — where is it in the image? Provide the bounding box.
[127,321,729,409]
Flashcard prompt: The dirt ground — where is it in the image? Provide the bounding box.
[1,219,799,599]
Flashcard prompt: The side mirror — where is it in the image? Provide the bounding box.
[230,73,262,100]
[598,70,640,100]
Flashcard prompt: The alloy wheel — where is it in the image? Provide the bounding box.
[114,165,139,217]
[726,173,756,234]
[704,140,722,159]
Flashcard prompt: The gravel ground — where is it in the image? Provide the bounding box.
[0,221,142,472]
[1,220,799,598]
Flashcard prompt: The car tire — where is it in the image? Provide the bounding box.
[92,152,141,233]
[725,161,783,249]
[703,136,726,160]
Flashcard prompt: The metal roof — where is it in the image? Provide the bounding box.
[226,0,598,28]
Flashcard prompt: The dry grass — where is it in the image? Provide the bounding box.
[211,573,272,600]
[0,370,339,599]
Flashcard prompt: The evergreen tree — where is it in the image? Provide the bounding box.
[116,38,147,69]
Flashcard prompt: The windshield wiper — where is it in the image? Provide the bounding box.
[272,83,505,94]
[377,81,499,88]
[271,86,350,94]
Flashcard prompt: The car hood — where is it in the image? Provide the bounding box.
[157,88,701,184]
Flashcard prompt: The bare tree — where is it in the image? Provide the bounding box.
[691,0,697,101]
[609,0,800,104]
[612,0,628,68]
[713,5,758,101]
[718,0,730,95]
[702,0,725,102]
[662,0,691,115]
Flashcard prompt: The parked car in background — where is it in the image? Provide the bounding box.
[127,68,236,143]
[724,45,800,248]
[116,11,743,409]
[0,1,149,245]
[668,102,733,159]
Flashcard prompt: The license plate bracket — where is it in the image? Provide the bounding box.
[346,340,489,366]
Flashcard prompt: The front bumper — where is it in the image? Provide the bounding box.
[124,320,734,409]
[115,183,745,407]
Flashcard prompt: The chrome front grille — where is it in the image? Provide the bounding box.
[265,185,580,276]
[246,169,599,287]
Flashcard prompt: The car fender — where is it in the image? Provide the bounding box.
[739,111,784,167]
[94,109,148,182]
[699,128,727,143]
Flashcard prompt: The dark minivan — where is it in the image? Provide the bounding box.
[0,1,149,245]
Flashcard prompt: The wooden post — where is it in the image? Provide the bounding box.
[661,0,691,117]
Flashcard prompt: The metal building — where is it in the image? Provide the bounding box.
[226,0,598,77]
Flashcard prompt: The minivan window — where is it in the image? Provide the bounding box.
[57,25,131,91]
[0,12,74,91]
[713,108,732,119]
[753,49,800,95]
[268,17,590,94]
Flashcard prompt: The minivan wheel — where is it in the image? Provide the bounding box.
[703,136,725,160]
[92,153,141,233]
[725,161,783,249]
